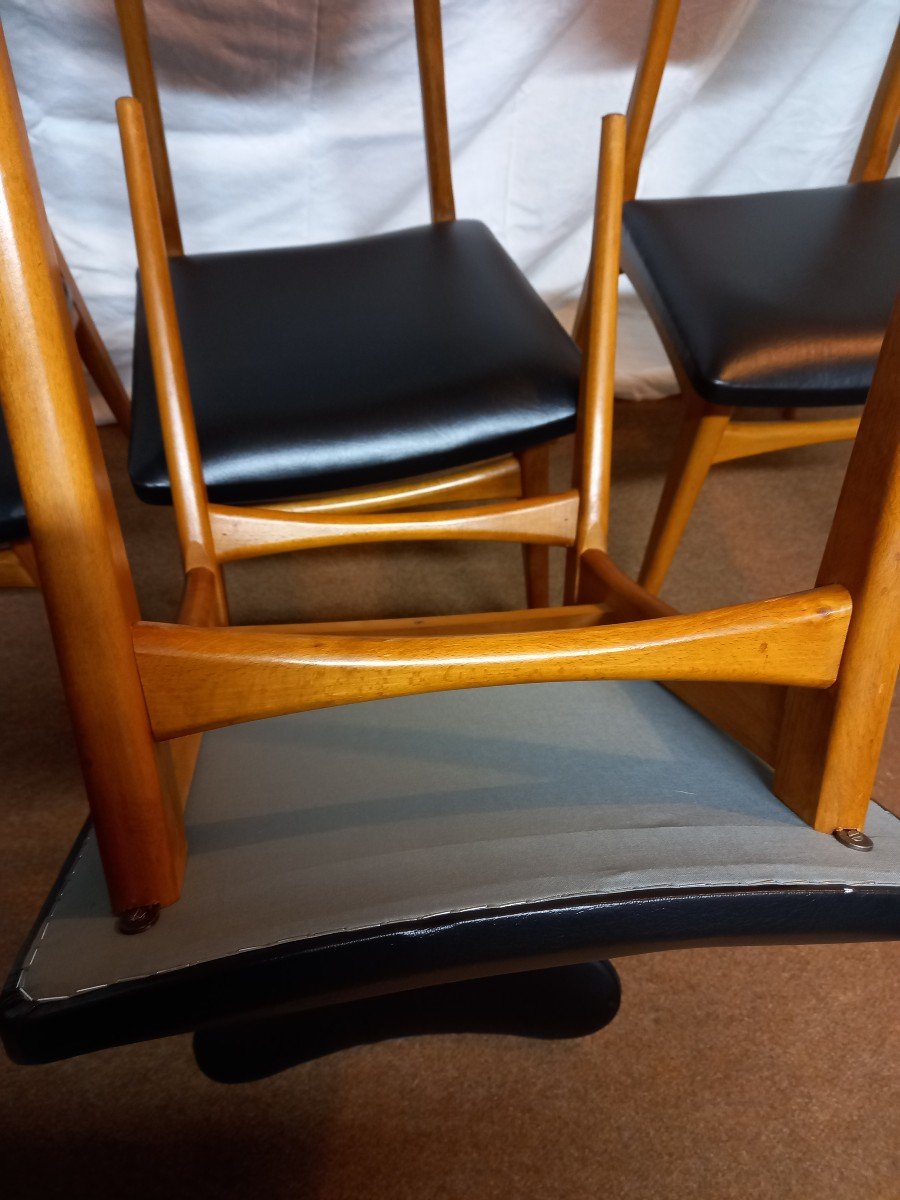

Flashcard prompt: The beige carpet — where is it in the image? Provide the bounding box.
[1,401,897,1199]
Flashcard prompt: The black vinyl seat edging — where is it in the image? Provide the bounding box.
[3,820,898,1067]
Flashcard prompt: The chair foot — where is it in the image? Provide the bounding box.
[117,905,160,935]
[193,960,622,1083]
[833,828,874,852]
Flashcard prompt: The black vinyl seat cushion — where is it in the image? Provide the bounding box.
[129,219,581,505]
[0,419,26,544]
[622,178,900,408]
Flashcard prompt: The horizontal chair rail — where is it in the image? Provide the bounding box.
[209,493,580,562]
[266,457,522,515]
[134,586,852,740]
[242,605,607,637]
[714,417,861,465]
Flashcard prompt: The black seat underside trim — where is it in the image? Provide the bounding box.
[3,823,897,1065]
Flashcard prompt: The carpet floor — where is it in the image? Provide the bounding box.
[1,400,897,1199]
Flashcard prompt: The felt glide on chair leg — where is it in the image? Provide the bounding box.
[117,905,161,934]
[192,961,622,1083]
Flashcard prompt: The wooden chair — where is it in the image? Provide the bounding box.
[0,239,131,589]
[614,12,900,593]
[111,0,681,611]
[1,21,899,1075]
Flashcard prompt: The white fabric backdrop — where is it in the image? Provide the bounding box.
[3,0,898,414]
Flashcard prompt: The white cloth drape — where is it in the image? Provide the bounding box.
[4,0,898,414]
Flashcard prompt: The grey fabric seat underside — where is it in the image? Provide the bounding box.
[18,680,900,1003]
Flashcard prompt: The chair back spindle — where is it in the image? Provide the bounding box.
[573,0,680,347]
[114,0,182,255]
[623,0,681,203]
[413,0,456,222]
[849,18,900,183]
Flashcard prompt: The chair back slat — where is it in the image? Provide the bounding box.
[572,0,680,346]
[623,0,681,202]
[413,0,456,222]
[0,24,186,912]
[114,0,183,255]
[849,19,900,183]
[774,296,900,830]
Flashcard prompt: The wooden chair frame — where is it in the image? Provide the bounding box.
[0,239,130,589]
[111,0,683,610]
[2,21,897,921]
[623,13,900,594]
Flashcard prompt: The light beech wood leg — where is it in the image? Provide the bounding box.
[639,395,733,594]
[517,444,551,608]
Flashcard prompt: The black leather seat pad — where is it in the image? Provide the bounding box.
[129,220,581,505]
[0,419,26,544]
[622,179,900,408]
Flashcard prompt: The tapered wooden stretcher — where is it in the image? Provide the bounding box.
[0,20,898,1077]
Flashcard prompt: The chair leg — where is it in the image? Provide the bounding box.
[517,443,551,608]
[638,394,733,594]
